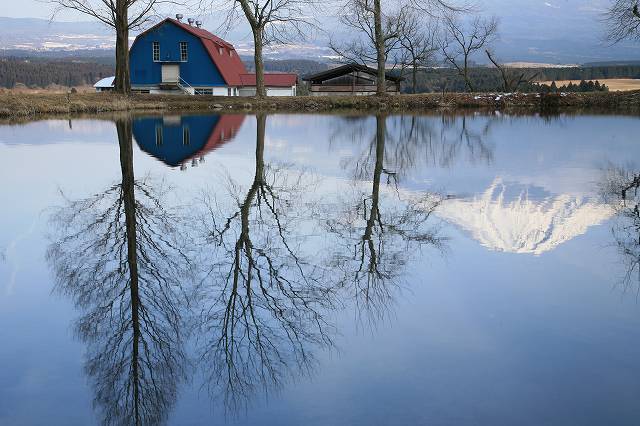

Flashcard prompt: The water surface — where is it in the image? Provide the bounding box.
[1,112,640,425]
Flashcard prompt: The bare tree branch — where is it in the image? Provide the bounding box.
[332,0,462,95]
[485,49,538,92]
[439,14,498,92]
[605,0,640,43]
[204,0,319,97]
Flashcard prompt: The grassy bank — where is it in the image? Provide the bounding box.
[1,91,639,119]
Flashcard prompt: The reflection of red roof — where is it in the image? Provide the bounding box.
[183,114,245,164]
[239,73,297,87]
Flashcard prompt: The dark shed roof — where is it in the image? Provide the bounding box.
[303,64,403,83]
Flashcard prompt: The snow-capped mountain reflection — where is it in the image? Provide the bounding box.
[437,178,612,255]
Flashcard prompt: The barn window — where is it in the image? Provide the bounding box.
[218,47,223,55]
[155,125,163,146]
[183,126,190,145]
[180,42,188,61]
[152,42,160,61]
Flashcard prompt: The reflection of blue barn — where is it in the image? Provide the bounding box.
[133,114,245,169]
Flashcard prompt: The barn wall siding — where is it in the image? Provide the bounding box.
[130,21,226,87]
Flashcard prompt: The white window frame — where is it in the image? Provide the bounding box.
[152,41,160,62]
[183,126,190,145]
[155,125,163,146]
[179,42,188,62]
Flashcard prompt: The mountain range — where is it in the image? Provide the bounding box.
[2,0,640,65]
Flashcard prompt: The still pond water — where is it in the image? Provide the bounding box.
[1,112,640,425]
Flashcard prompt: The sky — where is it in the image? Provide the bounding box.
[0,0,612,22]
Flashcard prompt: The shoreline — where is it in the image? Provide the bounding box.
[1,91,639,119]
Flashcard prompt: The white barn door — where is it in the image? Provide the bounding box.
[162,64,180,83]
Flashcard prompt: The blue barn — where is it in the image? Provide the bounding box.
[128,16,297,96]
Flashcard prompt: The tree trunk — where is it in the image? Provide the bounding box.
[412,64,418,93]
[463,56,469,92]
[116,117,140,423]
[486,50,510,92]
[363,114,386,245]
[373,0,386,96]
[114,0,130,95]
[463,55,474,92]
[253,29,266,98]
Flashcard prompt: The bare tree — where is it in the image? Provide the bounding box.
[329,0,408,78]
[485,49,538,92]
[606,0,640,43]
[47,118,194,425]
[397,12,439,93]
[332,0,464,96]
[440,14,498,92]
[210,0,318,98]
[196,114,336,410]
[49,0,177,94]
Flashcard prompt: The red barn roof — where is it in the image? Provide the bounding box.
[132,19,297,88]
[167,19,248,86]
[239,73,297,87]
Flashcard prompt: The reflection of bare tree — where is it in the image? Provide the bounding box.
[325,114,445,321]
[601,165,640,293]
[197,114,336,410]
[433,115,495,167]
[47,118,193,426]
[331,114,496,179]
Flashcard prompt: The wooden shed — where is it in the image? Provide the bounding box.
[303,64,402,96]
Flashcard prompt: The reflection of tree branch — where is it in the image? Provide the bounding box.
[47,118,193,426]
[601,165,640,294]
[325,114,446,323]
[437,115,494,166]
[331,114,496,177]
[198,114,336,411]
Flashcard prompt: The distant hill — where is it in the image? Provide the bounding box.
[0,17,114,51]
[0,48,115,63]
[0,57,114,88]
[583,60,640,67]
[241,57,328,76]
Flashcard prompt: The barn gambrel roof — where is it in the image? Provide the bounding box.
[131,18,248,86]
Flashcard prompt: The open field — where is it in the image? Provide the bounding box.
[0,91,639,119]
[540,78,640,91]
[0,85,95,94]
